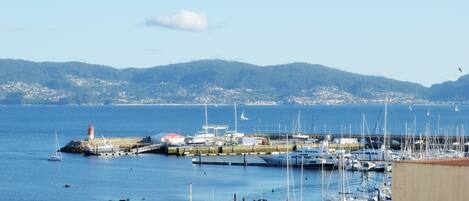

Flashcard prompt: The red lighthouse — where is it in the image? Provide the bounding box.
[88,124,95,140]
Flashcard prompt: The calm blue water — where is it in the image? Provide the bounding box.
[0,104,467,201]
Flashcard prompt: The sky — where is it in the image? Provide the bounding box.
[1,0,468,86]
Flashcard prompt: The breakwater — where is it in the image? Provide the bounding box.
[60,137,151,153]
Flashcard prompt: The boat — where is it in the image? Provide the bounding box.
[225,103,244,139]
[360,161,376,171]
[48,130,62,161]
[292,111,309,139]
[346,159,362,171]
[261,141,339,169]
[84,136,116,156]
[350,147,396,161]
[455,105,460,112]
[240,111,249,121]
[187,131,214,145]
[372,161,392,172]
[187,104,216,145]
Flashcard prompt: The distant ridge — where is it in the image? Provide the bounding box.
[0,58,465,105]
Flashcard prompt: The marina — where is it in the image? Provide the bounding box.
[1,104,468,201]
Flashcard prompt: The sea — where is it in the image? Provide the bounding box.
[0,104,467,201]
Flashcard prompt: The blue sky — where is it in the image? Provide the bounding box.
[1,0,468,86]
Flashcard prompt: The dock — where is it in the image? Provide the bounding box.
[60,132,468,156]
[191,155,268,166]
[168,143,360,156]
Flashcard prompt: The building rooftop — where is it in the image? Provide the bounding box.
[400,158,469,167]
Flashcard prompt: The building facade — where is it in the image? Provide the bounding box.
[392,159,469,201]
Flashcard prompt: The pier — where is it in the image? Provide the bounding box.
[191,155,268,166]
[60,132,468,156]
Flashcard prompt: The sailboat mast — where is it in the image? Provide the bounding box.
[286,132,290,201]
[300,156,304,201]
[234,103,238,133]
[361,113,365,151]
[383,97,388,153]
[189,183,193,201]
[298,111,301,134]
[204,103,208,135]
[55,130,58,151]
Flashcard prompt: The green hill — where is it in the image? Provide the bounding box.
[0,58,460,105]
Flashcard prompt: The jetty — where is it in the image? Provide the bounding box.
[191,155,268,166]
[60,135,362,156]
[60,124,468,157]
[60,133,469,156]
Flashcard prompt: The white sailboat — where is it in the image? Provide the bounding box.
[454,105,460,112]
[188,103,215,145]
[240,111,249,121]
[48,130,62,161]
[226,103,244,139]
[293,111,309,139]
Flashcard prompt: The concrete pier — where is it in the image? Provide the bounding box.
[60,137,151,153]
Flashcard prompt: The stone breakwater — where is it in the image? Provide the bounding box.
[60,137,151,153]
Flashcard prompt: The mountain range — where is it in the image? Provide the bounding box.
[0,58,466,105]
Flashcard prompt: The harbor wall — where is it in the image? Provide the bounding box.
[61,137,150,153]
[168,143,360,156]
[392,161,469,201]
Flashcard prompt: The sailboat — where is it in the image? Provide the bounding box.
[226,103,244,139]
[240,111,249,121]
[292,111,309,139]
[188,103,216,145]
[454,105,460,112]
[48,130,62,161]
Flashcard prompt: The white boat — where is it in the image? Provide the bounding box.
[187,104,228,145]
[240,111,249,121]
[84,136,116,156]
[350,147,396,161]
[292,134,309,139]
[261,141,339,169]
[48,130,62,161]
[346,159,362,171]
[226,103,244,139]
[360,161,376,171]
[292,111,309,139]
[455,105,460,112]
[187,131,215,145]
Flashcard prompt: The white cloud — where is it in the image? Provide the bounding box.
[146,10,208,31]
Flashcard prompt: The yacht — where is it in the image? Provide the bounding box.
[261,141,340,169]
[187,131,215,145]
